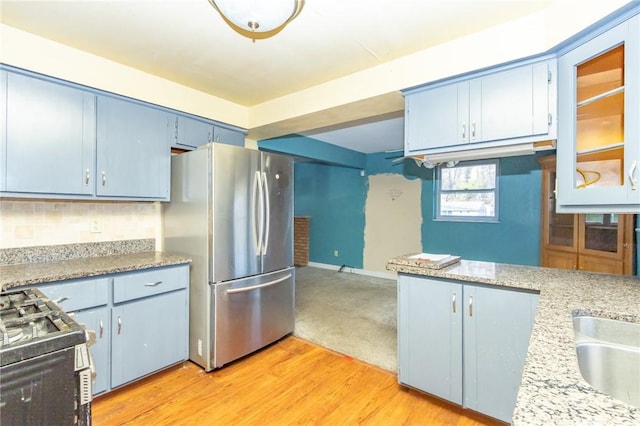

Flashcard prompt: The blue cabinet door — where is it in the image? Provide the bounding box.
[173,115,214,149]
[110,289,187,388]
[213,125,245,146]
[96,96,170,200]
[74,307,111,395]
[2,71,95,196]
[463,285,539,423]
[397,275,463,404]
[405,82,468,153]
[34,277,110,395]
[474,61,553,143]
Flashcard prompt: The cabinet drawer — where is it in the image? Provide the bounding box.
[38,277,109,312]
[113,265,188,303]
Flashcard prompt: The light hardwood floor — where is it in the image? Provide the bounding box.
[92,336,502,426]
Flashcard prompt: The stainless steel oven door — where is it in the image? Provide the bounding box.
[212,267,294,369]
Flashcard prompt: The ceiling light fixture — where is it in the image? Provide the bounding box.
[208,0,304,41]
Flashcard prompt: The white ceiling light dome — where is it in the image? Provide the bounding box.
[209,0,303,36]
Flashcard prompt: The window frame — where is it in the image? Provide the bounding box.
[434,158,500,223]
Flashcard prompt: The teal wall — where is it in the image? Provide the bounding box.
[273,137,542,269]
[294,162,367,268]
[419,155,542,265]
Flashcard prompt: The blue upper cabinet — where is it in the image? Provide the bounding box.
[1,68,172,201]
[557,13,640,213]
[404,58,557,156]
[0,71,96,196]
[171,114,214,149]
[473,62,554,143]
[405,82,466,152]
[1,67,241,201]
[96,95,170,200]
[213,125,245,147]
[170,114,245,150]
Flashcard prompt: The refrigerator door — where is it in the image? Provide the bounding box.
[211,144,261,283]
[212,267,295,369]
[261,151,294,273]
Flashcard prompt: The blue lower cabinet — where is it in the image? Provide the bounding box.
[35,264,189,396]
[398,275,539,423]
[74,307,110,395]
[110,289,188,389]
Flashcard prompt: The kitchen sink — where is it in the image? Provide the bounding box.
[573,315,640,408]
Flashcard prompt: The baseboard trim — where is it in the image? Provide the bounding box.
[306,262,397,280]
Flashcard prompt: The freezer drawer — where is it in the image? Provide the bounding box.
[212,267,294,369]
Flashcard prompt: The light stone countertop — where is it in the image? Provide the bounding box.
[0,251,191,291]
[386,255,640,425]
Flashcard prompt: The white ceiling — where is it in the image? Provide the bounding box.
[0,0,554,153]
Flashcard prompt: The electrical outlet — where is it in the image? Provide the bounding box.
[334,250,339,257]
[90,220,102,233]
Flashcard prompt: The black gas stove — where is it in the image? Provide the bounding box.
[0,287,87,364]
[0,287,92,425]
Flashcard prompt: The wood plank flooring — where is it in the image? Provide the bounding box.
[92,336,502,426]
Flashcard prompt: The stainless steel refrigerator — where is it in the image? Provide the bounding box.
[163,143,294,371]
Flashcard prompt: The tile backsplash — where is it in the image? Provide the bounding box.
[0,199,162,249]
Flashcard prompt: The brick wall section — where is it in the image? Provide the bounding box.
[294,217,310,266]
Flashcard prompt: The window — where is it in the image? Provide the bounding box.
[435,159,499,222]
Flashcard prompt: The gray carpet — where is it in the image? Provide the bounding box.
[294,266,397,372]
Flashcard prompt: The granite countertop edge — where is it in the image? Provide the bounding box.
[0,251,192,290]
[387,254,640,425]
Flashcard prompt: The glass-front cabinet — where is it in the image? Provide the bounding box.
[539,156,634,275]
[557,13,639,213]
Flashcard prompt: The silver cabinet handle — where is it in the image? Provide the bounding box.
[145,281,162,287]
[54,296,68,304]
[468,296,473,317]
[85,169,90,185]
[461,123,466,141]
[452,293,457,313]
[101,171,106,187]
[99,320,104,339]
[471,122,476,140]
[117,316,122,335]
[629,161,638,190]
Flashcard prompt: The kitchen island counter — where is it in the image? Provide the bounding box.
[387,255,640,425]
[1,251,191,291]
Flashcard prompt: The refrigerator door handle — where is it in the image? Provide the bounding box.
[225,273,292,294]
[261,171,270,256]
[252,170,261,255]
